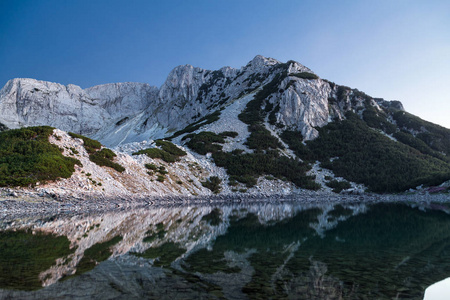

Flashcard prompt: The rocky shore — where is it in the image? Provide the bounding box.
[1,187,449,223]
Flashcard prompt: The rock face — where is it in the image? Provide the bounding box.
[0,55,399,146]
[270,71,331,140]
[0,79,160,146]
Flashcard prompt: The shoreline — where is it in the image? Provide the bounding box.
[1,192,449,222]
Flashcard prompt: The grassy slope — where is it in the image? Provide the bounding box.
[0,126,81,187]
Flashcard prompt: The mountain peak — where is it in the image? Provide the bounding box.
[247,55,281,68]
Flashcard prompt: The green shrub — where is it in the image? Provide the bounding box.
[169,110,221,139]
[326,180,352,193]
[145,163,157,170]
[212,150,318,190]
[142,234,157,243]
[362,104,396,134]
[201,176,222,194]
[133,141,186,163]
[268,104,280,125]
[238,73,285,125]
[68,132,101,154]
[0,122,8,132]
[185,131,225,155]
[290,72,319,80]
[69,147,79,155]
[228,178,238,186]
[155,140,187,156]
[337,86,350,102]
[133,148,177,163]
[307,112,450,193]
[157,168,168,175]
[393,111,450,156]
[280,130,314,161]
[230,174,258,188]
[245,124,284,151]
[89,148,125,172]
[220,131,239,138]
[156,175,165,182]
[393,131,448,162]
[184,123,318,190]
[224,70,321,189]
[0,126,81,187]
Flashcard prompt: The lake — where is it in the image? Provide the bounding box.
[0,200,449,299]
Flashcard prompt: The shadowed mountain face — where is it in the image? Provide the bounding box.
[1,55,449,193]
[0,201,449,299]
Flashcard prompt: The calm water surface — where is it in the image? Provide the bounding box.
[0,200,449,299]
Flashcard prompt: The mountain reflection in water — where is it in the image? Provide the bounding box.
[0,201,449,299]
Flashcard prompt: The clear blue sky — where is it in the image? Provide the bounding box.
[1,0,449,128]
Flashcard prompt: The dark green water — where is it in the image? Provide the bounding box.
[0,201,449,299]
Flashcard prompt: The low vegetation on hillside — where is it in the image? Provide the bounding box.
[305,113,450,193]
[89,148,125,172]
[68,132,102,154]
[290,72,319,80]
[184,131,225,155]
[201,176,222,194]
[133,139,187,163]
[0,126,81,187]
[392,111,450,156]
[169,110,222,140]
[213,150,319,189]
[69,132,125,172]
[325,179,352,193]
[184,129,319,190]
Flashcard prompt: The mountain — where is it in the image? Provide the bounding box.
[0,55,449,196]
[0,56,332,146]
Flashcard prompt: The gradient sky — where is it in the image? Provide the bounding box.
[1,0,449,128]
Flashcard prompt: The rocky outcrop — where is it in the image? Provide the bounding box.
[0,79,159,143]
[1,55,396,146]
[0,78,103,136]
[273,75,331,140]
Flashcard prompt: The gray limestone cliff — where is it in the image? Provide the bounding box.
[0,55,403,146]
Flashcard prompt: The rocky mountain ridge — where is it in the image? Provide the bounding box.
[1,55,449,196]
[0,55,373,146]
